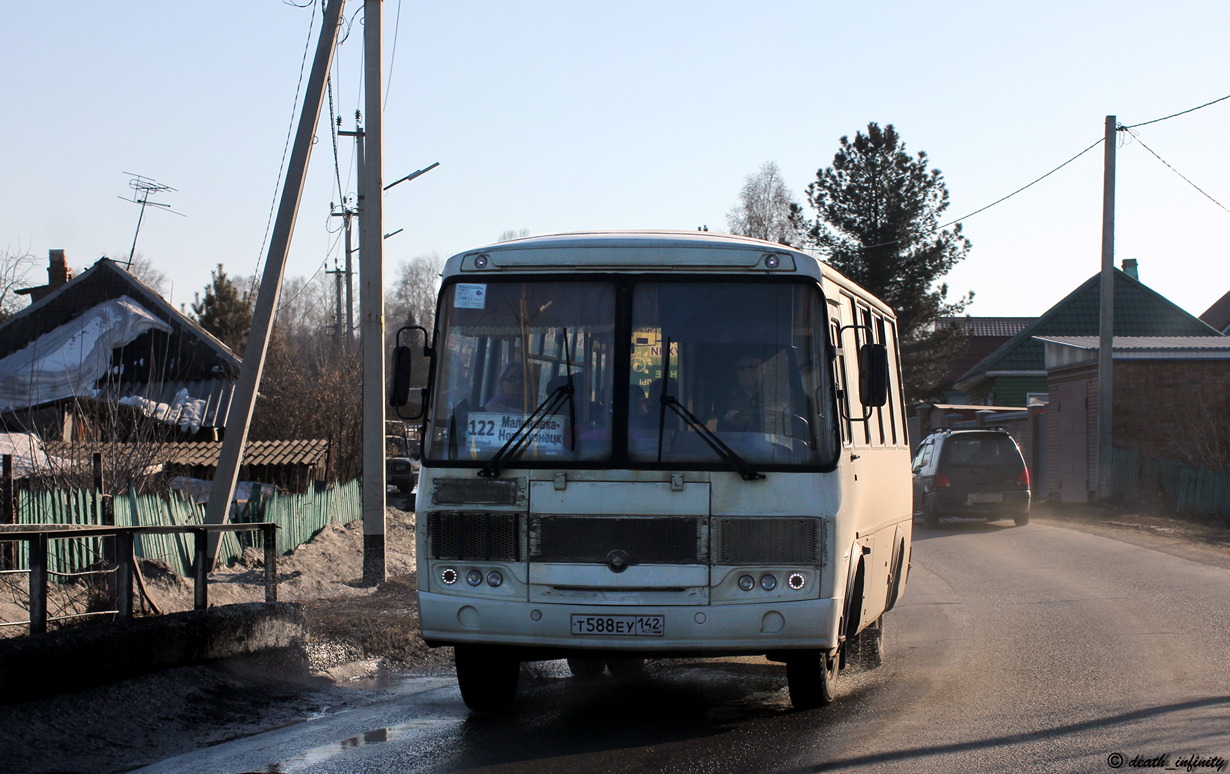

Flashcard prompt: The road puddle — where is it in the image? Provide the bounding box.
[259,718,446,772]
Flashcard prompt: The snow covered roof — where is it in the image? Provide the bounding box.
[0,432,60,477]
[0,296,172,412]
[0,259,240,431]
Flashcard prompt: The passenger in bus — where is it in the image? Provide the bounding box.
[484,363,526,413]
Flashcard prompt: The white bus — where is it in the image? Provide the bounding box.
[394,231,912,711]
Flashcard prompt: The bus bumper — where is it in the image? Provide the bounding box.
[418,592,843,654]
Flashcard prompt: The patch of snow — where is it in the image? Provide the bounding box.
[119,387,209,434]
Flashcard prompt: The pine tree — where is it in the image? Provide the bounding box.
[191,264,252,352]
[791,123,972,404]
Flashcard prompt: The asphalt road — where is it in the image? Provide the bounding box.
[138,517,1230,774]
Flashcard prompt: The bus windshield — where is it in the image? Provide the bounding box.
[425,278,838,469]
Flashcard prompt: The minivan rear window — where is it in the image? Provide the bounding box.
[942,435,1022,467]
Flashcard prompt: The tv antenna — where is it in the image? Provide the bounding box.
[118,172,185,268]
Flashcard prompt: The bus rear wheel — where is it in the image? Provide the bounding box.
[455,645,519,712]
[786,648,840,710]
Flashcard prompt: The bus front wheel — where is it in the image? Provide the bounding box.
[455,645,519,712]
[786,648,840,710]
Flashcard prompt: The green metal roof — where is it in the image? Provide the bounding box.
[956,269,1220,388]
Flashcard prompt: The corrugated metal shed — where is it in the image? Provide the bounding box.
[43,439,331,492]
[165,439,330,468]
[1037,335,1230,369]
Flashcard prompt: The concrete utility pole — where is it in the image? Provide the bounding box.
[360,0,387,585]
[204,0,347,559]
[1096,115,1117,499]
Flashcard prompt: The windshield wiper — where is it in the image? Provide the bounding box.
[478,383,573,477]
[480,328,578,478]
[658,394,765,481]
[655,336,764,481]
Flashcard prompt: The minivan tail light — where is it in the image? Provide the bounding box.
[1018,468,1031,487]
[935,473,952,488]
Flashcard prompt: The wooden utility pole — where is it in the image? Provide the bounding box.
[1097,115,1117,499]
[204,0,347,559]
[360,0,387,585]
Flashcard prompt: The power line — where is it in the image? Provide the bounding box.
[384,0,404,111]
[327,74,345,203]
[1123,92,1230,129]
[1122,127,1230,214]
[251,1,320,306]
[939,136,1105,229]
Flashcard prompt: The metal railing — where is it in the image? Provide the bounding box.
[0,522,278,635]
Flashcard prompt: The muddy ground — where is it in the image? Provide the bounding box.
[0,501,449,774]
[1,498,1228,773]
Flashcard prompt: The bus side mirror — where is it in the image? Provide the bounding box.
[390,345,416,409]
[858,343,889,408]
[390,325,432,420]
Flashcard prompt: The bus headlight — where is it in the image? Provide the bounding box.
[738,574,755,592]
[466,569,483,586]
[760,573,778,591]
[440,567,459,585]
[486,570,504,587]
[788,572,806,590]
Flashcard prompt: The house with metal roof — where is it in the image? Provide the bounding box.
[0,252,239,442]
[1201,290,1230,335]
[934,316,1034,404]
[1037,335,1230,504]
[953,263,1222,407]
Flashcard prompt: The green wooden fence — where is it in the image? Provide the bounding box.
[6,480,361,580]
[1109,448,1230,521]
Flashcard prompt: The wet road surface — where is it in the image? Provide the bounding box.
[135,517,1230,774]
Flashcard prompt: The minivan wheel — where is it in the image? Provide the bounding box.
[923,502,940,528]
[1014,511,1030,527]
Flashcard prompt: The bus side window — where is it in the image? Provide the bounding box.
[857,305,877,445]
[831,318,852,445]
[874,313,897,445]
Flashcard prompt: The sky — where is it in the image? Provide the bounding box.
[3,1,1228,322]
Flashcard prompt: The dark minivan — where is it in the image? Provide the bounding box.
[912,429,1031,527]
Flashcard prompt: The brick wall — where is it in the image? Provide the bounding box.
[1039,358,1230,501]
[1113,360,1230,463]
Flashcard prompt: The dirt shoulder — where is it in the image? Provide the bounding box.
[1031,499,1230,570]
[0,502,448,774]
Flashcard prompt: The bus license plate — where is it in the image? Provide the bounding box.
[570,614,664,636]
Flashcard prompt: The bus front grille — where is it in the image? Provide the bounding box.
[712,517,823,564]
[428,511,521,561]
[529,516,705,564]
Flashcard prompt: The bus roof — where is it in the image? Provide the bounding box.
[442,230,894,317]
